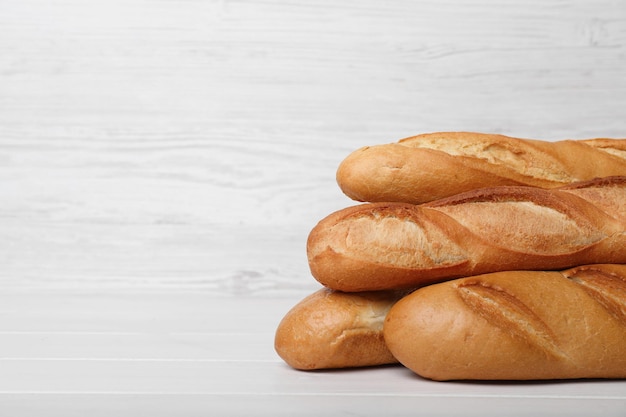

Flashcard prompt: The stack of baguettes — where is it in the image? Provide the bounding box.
[275,132,626,381]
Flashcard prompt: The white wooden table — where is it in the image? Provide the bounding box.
[1,289,625,416]
[1,0,626,415]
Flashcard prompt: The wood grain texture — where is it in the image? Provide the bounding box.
[0,290,624,416]
[2,0,626,291]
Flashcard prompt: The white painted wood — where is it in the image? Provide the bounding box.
[1,0,625,290]
[1,0,626,414]
[0,291,625,416]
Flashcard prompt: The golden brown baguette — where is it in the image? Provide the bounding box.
[383,264,626,381]
[337,132,626,204]
[307,176,626,292]
[274,288,406,370]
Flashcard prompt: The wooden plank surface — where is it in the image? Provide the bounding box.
[0,291,625,416]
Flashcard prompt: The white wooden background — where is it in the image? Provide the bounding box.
[1,0,626,415]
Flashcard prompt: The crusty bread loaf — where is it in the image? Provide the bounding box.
[383,264,626,381]
[337,132,626,204]
[274,288,406,370]
[307,176,626,292]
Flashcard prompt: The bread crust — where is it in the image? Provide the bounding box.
[274,288,406,370]
[336,132,626,204]
[383,264,626,381]
[307,177,626,291]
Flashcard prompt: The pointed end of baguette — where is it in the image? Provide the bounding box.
[274,288,400,370]
[306,203,471,291]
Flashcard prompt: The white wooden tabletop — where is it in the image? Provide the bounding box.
[1,0,626,415]
[2,289,626,416]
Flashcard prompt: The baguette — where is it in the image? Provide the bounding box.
[337,132,626,204]
[274,288,406,370]
[383,264,626,381]
[307,176,626,292]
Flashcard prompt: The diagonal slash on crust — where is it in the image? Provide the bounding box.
[564,266,626,327]
[455,280,569,360]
